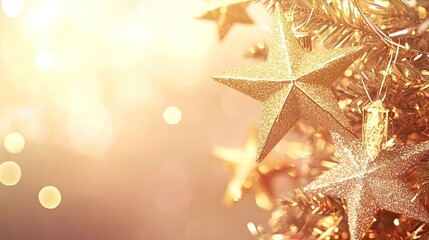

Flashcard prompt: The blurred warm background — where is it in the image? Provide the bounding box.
[0,0,281,239]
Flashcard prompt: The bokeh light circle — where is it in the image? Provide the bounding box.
[4,131,25,153]
[35,50,53,71]
[163,106,182,125]
[39,186,62,209]
[2,0,23,17]
[0,161,21,186]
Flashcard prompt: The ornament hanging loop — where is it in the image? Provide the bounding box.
[360,46,399,160]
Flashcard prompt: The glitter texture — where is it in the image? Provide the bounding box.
[195,0,253,40]
[213,4,365,162]
[304,132,429,240]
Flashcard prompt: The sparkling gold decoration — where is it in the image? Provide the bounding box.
[213,3,365,162]
[362,100,389,160]
[213,127,287,210]
[304,132,429,240]
[195,0,253,40]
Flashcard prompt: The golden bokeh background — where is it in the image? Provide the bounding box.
[0,0,276,239]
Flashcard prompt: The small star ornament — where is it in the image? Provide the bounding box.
[213,3,365,162]
[196,0,253,40]
[304,132,429,240]
[213,127,287,210]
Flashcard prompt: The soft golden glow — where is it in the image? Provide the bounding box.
[247,222,258,236]
[163,106,182,125]
[374,0,390,7]
[2,0,23,17]
[289,224,298,233]
[25,1,62,29]
[4,132,25,154]
[35,50,53,71]
[229,185,243,201]
[255,192,272,210]
[39,186,62,209]
[0,161,21,186]
[394,218,400,226]
[66,100,113,155]
[272,234,285,240]
[344,69,353,77]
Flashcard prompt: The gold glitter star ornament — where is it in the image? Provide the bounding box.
[213,3,365,162]
[213,127,287,210]
[195,0,253,40]
[304,132,429,240]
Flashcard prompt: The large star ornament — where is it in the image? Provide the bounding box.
[304,132,429,240]
[196,0,253,40]
[213,3,365,162]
